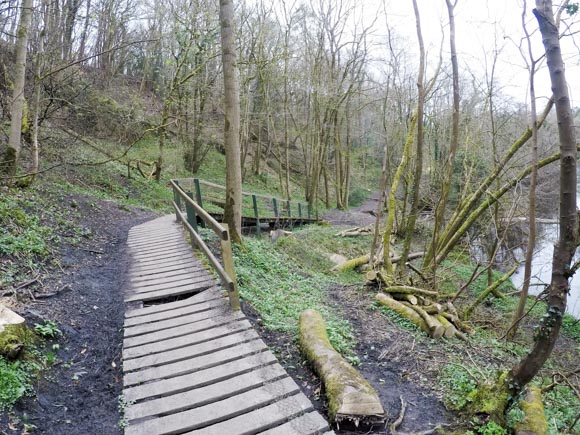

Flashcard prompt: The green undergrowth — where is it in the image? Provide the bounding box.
[273,225,373,282]
[0,358,37,411]
[234,237,355,356]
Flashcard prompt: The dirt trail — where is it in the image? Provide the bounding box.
[1,194,156,434]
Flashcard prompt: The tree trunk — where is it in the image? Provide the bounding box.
[508,6,539,340]
[399,0,426,276]
[510,0,577,391]
[219,0,243,243]
[1,0,33,180]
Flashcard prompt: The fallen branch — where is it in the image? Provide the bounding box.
[382,285,438,298]
[389,396,407,434]
[299,309,385,423]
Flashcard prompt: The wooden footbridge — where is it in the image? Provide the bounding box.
[121,180,331,434]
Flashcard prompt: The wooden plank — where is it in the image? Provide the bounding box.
[122,351,277,402]
[129,264,206,279]
[123,319,252,359]
[128,235,183,247]
[124,378,301,435]
[124,302,228,337]
[125,365,288,421]
[129,275,214,295]
[125,287,224,318]
[125,283,210,303]
[129,241,188,256]
[123,329,260,372]
[131,246,192,261]
[123,310,243,348]
[131,254,196,270]
[183,393,314,435]
[129,269,210,287]
[124,298,226,327]
[257,412,331,435]
[123,339,267,386]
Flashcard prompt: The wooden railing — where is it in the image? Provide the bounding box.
[173,178,315,234]
[170,179,240,310]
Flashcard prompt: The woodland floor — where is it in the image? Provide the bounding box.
[0,190,156,434]
[2,189,577,434]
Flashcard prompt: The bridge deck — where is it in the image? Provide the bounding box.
[122,215,333,435]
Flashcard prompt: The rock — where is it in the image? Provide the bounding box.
[329,254,348,266]
[0,304,25,334]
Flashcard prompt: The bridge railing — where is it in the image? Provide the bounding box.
[173,178,314,233]
[169,179,240,310]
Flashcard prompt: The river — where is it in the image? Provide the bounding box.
[511,223,580,319]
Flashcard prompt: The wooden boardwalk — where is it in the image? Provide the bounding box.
[122,215,333,435]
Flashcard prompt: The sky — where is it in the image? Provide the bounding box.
[364,0,580,105]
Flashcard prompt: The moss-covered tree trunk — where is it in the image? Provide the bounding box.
[1,0,33,180]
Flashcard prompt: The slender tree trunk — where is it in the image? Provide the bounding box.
[78,0,91,62]
[219,0,243,243]
[508,3,539,340]
[1,0,33,180]
[399,0,426,275]
[425,0,460,274]
[510,0,576,390]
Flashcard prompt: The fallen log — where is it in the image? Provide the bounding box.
[515,386,548,435]
[435,314,457,338]
[299,309,385,423]
[382,285,438,298]
[332,251,425,273]
[441,312,476,335]
[376,293,431,336]
[410,305,445,339]
[335,225,374,237]
[392,293,418,305]
[365,270,378,283]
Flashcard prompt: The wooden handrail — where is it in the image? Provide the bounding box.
[170,180,240,310]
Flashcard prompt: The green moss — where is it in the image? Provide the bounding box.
[514,386,548,435]
[466,371,510,424]
[0,324,35,357]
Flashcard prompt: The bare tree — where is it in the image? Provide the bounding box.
[220,0,243,243]
[509,0,577,390]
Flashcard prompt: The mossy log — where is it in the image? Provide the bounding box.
[409,305,445,339]
[441,312,475,335]
[299,309,385,422]
[365,269,378,283]
[382,285,438,298]
[376,293,432,336]
[392,293,418,305]
[515,386,548,435]
[332,254,370,272]
[435,314,457,338]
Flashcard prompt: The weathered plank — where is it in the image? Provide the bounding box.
[129,265,207,280]
[124,303,228,337]
[124,280,216,303]
[183,393,314,435]
[125,365,288,421]
[130,255,196,270]
[124,339,267,386]
[123,311,243,348]
[257,412,331,435]
[130,269,211,288]
[122,351,277,403]
[124,329,260,372]
[128,235,183,248]
[129,276,212,294]
[123,319,252,359]
[125,287,224,318]
[125,378,301,435]
[124,298,227,327]
[131,246,192,261]
[130,241,189,257]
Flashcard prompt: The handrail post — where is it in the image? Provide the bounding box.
[185,191,198,233]
[193,178,205,228]
[272,198,279,219]
[252,194,261,237]
[173,180,182,221]
[298,203,303,222]
[307,203,312,219]
[220,223,240,310]
[286,200,291,219]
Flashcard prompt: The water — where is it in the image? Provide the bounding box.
[511,224,580,318]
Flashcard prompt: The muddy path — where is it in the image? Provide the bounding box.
[1,193,156,434]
